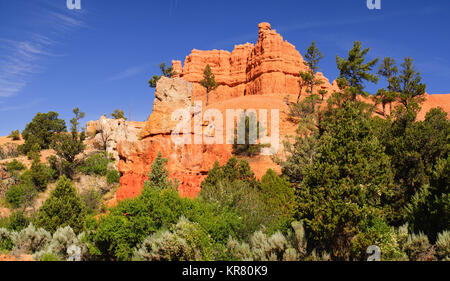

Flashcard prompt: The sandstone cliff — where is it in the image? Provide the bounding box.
[111,22,450,201]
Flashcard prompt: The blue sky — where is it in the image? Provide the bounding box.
[0,0,449,136]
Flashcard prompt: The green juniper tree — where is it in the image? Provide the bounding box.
[36,175,86,233]
[148,62,177,88]
[298,41,324,112]
[283,93,394,260]
[143,151,176,191]
[19,112,66,154]
[232,112,267,157]
[336,41,379,101]
[376,57,399,115]
[111,109,127,120]
[50,108,86,178]
[200,64,218,106]
[391,57,426,112]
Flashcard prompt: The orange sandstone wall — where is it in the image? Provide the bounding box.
[115,22,450,201]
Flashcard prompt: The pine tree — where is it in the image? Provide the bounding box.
[36,176,86,233]
[111,109,127,120]
[336,41,379,101]
[391,57,426,112]
[50,108,86,178]
[292,100,394,260]
[19,111,67,154]
[297,41,324,111]
[377,57,398,115]
[148,62,177,88]
[232,112,267,157]
[143,151,175,191]
[200,64,218,106]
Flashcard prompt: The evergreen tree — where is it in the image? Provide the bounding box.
[200,64,218,106]
[143,151,175,191]
[376,57,398,115]
[19,112,67,154]
[50,108,86,178]
[336,41,379,101]
[391,57,426,112]
[148,62,177,88]
[111,109,127,120]
[36,176,86,233]
[232,112,266,157]
[297,41,324,111]
[290,99,393,260]
[297,71,313,103]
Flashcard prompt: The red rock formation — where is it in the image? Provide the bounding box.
[117,135,231,199]
[171,22,337,104]
[115,22,450,201]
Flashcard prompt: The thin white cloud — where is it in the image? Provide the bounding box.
[106,65,149,82]
[0,5,86,98]
[0,98,44,112]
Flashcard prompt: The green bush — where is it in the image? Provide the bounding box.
[403,233,436,261]
[5,159,26,172]
[0,143,19,160]
[79,152,110,176]
[12,224,51,254]
[30,159,54,191]
[7,211,30,232]
[350,217,406,261]
[0,228,14,251]
[5,183,36,209]
[435,231,450,261]
[80,188,101,215]
[133,217,216,261]
[36,176,86,234]
[106,170,120,185]
[200,159,296,237]
[9,130,21,141]
[225,221,321,261]
[85,186,242,261]
[40,253,60,261]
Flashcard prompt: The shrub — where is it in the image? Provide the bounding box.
[80,188,101,214]
[37,226,79,261]
[259,169,296,234]
[403,233,436,261]
[84,154,243,261]
[79,152,109,176]
[133,230,191,261]
[225,221,311,261]
[0,228,14,251]
[9,130,21,141]
[5,160,26,172]
[7,211,30,232]
[0,143,19,160]
[30,159,54,191]
[133,217,216,261]
[350,217,406,261]
[36,176,86,234]
[200,160,296,237]
[85,188,242,261]
[435,231,450,261]
[5,183,37,209]
[40,253,60,261]
[11,224,51,254]
[106,170,120,185]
